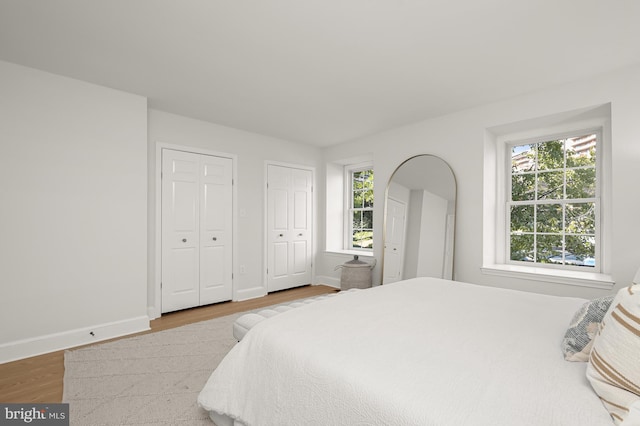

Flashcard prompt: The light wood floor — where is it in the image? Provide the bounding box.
[0,284,337,404]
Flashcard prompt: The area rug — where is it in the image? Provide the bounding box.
[63,312,242,425]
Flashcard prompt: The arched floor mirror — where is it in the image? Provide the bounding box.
[382,155,457,284]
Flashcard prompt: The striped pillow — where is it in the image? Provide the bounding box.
[586,284,640,425]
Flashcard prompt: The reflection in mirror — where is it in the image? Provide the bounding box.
[382,155,456,284]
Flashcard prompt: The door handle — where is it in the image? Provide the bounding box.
[279,234,284,237]
[182,238,187,243]
[212,237,217,241]
[298,233,303,237]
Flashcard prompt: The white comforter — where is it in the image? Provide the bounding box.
[198,278,613,425]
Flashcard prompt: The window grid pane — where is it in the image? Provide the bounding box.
[509,133,597,269]
[349,168,374,250]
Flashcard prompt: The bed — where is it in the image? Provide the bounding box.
[198,277,617,425]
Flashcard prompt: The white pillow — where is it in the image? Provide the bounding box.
[586,284,640,425]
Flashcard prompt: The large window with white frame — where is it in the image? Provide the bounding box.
[507,131,600,271]
[345,164,374,251]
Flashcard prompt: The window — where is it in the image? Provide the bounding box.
[508,132,599,270]
[324,155,374,255]
[346,166,374,250]
[482,105,612,288]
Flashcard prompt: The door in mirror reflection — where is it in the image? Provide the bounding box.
[383,198,407,283]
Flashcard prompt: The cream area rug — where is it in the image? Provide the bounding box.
[63,312,242,425]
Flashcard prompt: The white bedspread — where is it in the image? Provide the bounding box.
[198,278,613,425]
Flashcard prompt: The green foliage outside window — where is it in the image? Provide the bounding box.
[510,135,597,267]
[351,169,374,249]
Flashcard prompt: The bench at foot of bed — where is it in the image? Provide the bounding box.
[233,289,359,341]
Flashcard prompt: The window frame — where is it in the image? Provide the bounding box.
[344,162,374,252]
[505,129,602,273]
[481,108,614,290]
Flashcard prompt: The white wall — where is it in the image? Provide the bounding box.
[0,61,149,362]
[318,63,640,299]
[403,190,423,280]
[147,110,322,313]
[415,190,448,278]
[401,190,448,279]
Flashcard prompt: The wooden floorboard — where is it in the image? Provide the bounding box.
[0,284,337,403]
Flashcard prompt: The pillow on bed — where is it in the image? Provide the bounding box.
[562,295,614,362]
[586,284,640,425]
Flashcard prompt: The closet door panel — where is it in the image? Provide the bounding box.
[199,155,233,305]
[161,150,200,313]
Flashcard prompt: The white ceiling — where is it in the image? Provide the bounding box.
[1,0,639,147]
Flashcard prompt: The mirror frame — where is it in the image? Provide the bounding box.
[381,154,457,283]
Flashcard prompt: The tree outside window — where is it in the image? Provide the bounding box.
[350,168,374,249]
[509,133,598,269]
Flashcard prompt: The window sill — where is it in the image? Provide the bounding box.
[481,264,614,290]
[324,249,375,258]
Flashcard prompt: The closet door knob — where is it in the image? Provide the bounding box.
[279,234,284,237]
[298,233,303,237]
[182,238,187,243]
[212,237,217,241]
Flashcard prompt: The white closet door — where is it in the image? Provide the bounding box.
[162,149,233,313]
[162,150,200,312]
[267,164,312,292]
[199,155,233,304]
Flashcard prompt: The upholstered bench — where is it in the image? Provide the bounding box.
[233,289,358,341]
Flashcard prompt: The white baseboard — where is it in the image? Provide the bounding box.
[147,305,160,320]
[234,285,267,302]
[314,275,340,289]
[0,316,150,364]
